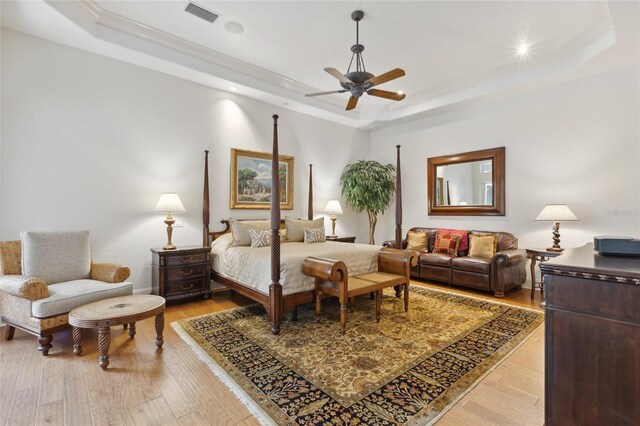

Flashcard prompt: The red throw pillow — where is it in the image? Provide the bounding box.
[433,233,462,256]
[437,228,469,252]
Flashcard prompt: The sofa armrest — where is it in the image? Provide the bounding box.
[378,248,418,277]
[491,249,527,269]
[90,263,131,283]
[302,257,347,283]
[0,275,49,300]
[382,239,408,249]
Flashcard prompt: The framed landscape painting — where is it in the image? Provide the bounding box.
[230,148,294,210]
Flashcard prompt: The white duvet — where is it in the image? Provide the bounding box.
[211,233,381,296]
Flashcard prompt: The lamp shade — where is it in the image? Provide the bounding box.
[535,204,578,221]
[324,200,343,215]
[154,193,186,213]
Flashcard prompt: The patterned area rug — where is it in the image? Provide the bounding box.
[173,286,543,425]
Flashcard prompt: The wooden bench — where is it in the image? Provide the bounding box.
[302,248,418,334]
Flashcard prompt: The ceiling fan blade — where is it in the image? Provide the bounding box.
[367,89,406,101]
[305,90,346,97]
[366,68,406,87]
[345,96,359,111]
[325,67,353,84]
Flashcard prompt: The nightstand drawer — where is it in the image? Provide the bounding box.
[165,278,206,297]
[165,252,208,266]
[166,264,206,281]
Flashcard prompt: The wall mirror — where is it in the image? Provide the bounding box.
[427,147,505,216]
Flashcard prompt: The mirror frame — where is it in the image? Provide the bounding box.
[427,147,505,216]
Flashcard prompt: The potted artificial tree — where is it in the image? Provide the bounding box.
[340,160,396,245]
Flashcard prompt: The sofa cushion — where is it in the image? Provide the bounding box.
[469,234,497,259]
[420,253,455,267]
[21,231,91,284]
[407,231,428,251]
[285,217,324,242]
[451,257,491,274]
[433,233,461,256]
[437,228,469,252]
[31,279,133,318]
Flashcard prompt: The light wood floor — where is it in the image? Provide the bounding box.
[0,283,545,426]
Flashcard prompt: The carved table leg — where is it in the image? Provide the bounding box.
[375,290,382,323]
[155,313,164,348]
[38,335,53,356]
[529,254,537,300]
[394,285,402,298]
[315,291,322,323]
[123,324,128,330]
[5,326,15,340]
[404,283,410,312]
[98,327,111,370]
[339,299,347,335]
[72,327,83,355]
[128,322,136,338]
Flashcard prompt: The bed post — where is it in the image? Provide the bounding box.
[269,115,283,335]
[203,150,210,247]
[308,164,313,220]
[395,145,403,248]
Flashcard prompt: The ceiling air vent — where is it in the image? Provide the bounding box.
[185,2,219,23]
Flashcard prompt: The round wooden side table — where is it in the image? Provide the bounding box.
[526,248,563,299]
[68,295,166,370]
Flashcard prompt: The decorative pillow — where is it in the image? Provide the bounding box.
[285,217,324,242]
[21,231,92,284]
[432,233,462,256]
[229,219,270,246]
[406,231,428,251]
[468,234,497,259]
[248,229,271,248]
[436,228,469,252]
[304,227,326,243]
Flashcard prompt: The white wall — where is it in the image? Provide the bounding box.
[0,29,370,292]
[371,63,640,263]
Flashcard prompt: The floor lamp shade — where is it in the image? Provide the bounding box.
[154,193,186,250]
[535,204,578,252]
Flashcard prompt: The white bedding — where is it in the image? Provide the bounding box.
[211,233,381,296]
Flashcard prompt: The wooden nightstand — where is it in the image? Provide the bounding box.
[151,246,211,302]
[326,236,356,243]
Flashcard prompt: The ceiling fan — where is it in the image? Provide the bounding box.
[306,10,406,111]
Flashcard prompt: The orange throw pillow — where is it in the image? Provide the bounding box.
[433,233,461,256]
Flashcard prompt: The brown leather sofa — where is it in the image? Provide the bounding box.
[383,228,527,297]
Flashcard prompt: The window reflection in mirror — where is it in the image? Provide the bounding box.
[435,160,493,206]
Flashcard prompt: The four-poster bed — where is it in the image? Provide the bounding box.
[202,115,404,334]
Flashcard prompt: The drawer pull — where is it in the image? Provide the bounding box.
[179,256,196,263]
[180,269,194,276]
[180,283,194,290]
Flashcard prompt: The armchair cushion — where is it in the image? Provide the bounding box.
[0,275,49,300]
[31,279,133,318]
[21,231,92,284]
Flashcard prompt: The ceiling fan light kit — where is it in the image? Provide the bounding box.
[306,10,406,111]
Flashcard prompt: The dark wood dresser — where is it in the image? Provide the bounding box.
[151,246,211,302]
[541,243,640,425]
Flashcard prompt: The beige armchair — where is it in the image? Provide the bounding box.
[0,231,132,355]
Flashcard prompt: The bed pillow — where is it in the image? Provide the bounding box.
[406,231,428,251]
[229,219,270,246]
[432,232,461,256]
[304,227,326,243]
[248,229,271,248]
[468,234,497,259]
[436,228,469,252]
[285,217,324,242]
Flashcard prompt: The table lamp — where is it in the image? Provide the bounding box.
[324,200,343,239]
[154,193,186,250]
[535,204,578,252]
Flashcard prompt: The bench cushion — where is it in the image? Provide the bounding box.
[32,279,133,318]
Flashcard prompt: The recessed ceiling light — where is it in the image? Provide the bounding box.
[517,42,529,56]
[230,87,238,91]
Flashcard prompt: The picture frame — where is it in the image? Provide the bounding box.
[230,148,294,210]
